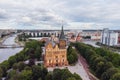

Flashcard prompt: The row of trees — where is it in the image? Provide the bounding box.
[67,45,78,64]
[95,48,120,68]
[0,49,28,77]
[0,40,44,79]
[74,42,120,80]
[46,68,82,80]
[6,65,48,80]
[6,65,82,80]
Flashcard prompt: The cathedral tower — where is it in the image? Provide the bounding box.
[59,26,66,48]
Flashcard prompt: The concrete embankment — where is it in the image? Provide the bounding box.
[0,35,10,44]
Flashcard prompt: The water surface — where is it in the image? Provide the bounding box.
[0,34,23,63]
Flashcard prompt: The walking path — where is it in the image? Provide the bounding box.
[48,52,99,80]
[48,56,91,80]
[78,54,99,80]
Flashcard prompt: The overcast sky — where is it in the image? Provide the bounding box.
[0,0,120,30]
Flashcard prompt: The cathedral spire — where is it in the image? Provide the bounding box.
[59,25,65,40]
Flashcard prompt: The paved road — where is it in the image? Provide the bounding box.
[78,54,99,80]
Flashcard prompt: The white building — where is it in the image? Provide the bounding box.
[101,28,119,46]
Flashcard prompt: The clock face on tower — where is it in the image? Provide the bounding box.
[59,40,66,48]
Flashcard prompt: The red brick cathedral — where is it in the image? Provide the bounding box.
[44,26,68,67]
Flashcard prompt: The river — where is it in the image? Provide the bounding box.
[83,40,120,54]
[0,34,23,63]
[83,41,100,48]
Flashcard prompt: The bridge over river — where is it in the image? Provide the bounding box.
[0,34,24,48]
[0,34,23,63]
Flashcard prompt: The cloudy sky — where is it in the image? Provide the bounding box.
[0,0,120,30]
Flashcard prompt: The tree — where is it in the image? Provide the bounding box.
[15,52,25,62]
[68,54,74,64]
[18,35,22,41]
[74,42,120,79]
[25,40,41,49]
[18,70,32,80]
[28,59,35,66]
[32,65,41,80]
[12,63,18,70]
[8,56,17,67]
[7,70,17,79]
[41,67,48,80]
[45,72,53,80]
[35,46,42,60]
[0,68,3,79]
[53,68,62,80]
[0,60,10,76]
[95,61,105,77]
[67,46,78,64]
[67,46,73,54]
[61,69,73,80]
[38,78,42,80]
[110,73,120,80]
[73,73,82,80]
[67,77,76,80]
[24,66,31,71]
[17,62,26,71]
[101,68,119,80]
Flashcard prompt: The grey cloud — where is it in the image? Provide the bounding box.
[0,0,120,29]
[0,8,9,20]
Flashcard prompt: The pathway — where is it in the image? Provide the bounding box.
[48,57,91,80]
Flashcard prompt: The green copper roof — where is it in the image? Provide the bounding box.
[59,26,65,40]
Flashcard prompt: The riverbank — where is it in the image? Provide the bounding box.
[0,35,10,44]
[0,34,23,63]
[14,35,25,47]
[96,42,120,54]
[83,41,100,48]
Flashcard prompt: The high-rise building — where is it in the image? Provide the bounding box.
[101,28,119,46]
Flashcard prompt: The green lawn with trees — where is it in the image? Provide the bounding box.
[74,42,120,80]
[0,40,43,79]
[0,40,82,80]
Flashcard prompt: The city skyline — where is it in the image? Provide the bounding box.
[0,0,120,30]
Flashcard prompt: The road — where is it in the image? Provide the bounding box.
[78,54,99,80]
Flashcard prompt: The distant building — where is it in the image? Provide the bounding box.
[101,28,119,46]
[118,33,120,44]
[82,30,101,41]
[44,26,68,67]
[76,33,82,42]
[0,30,2,38]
